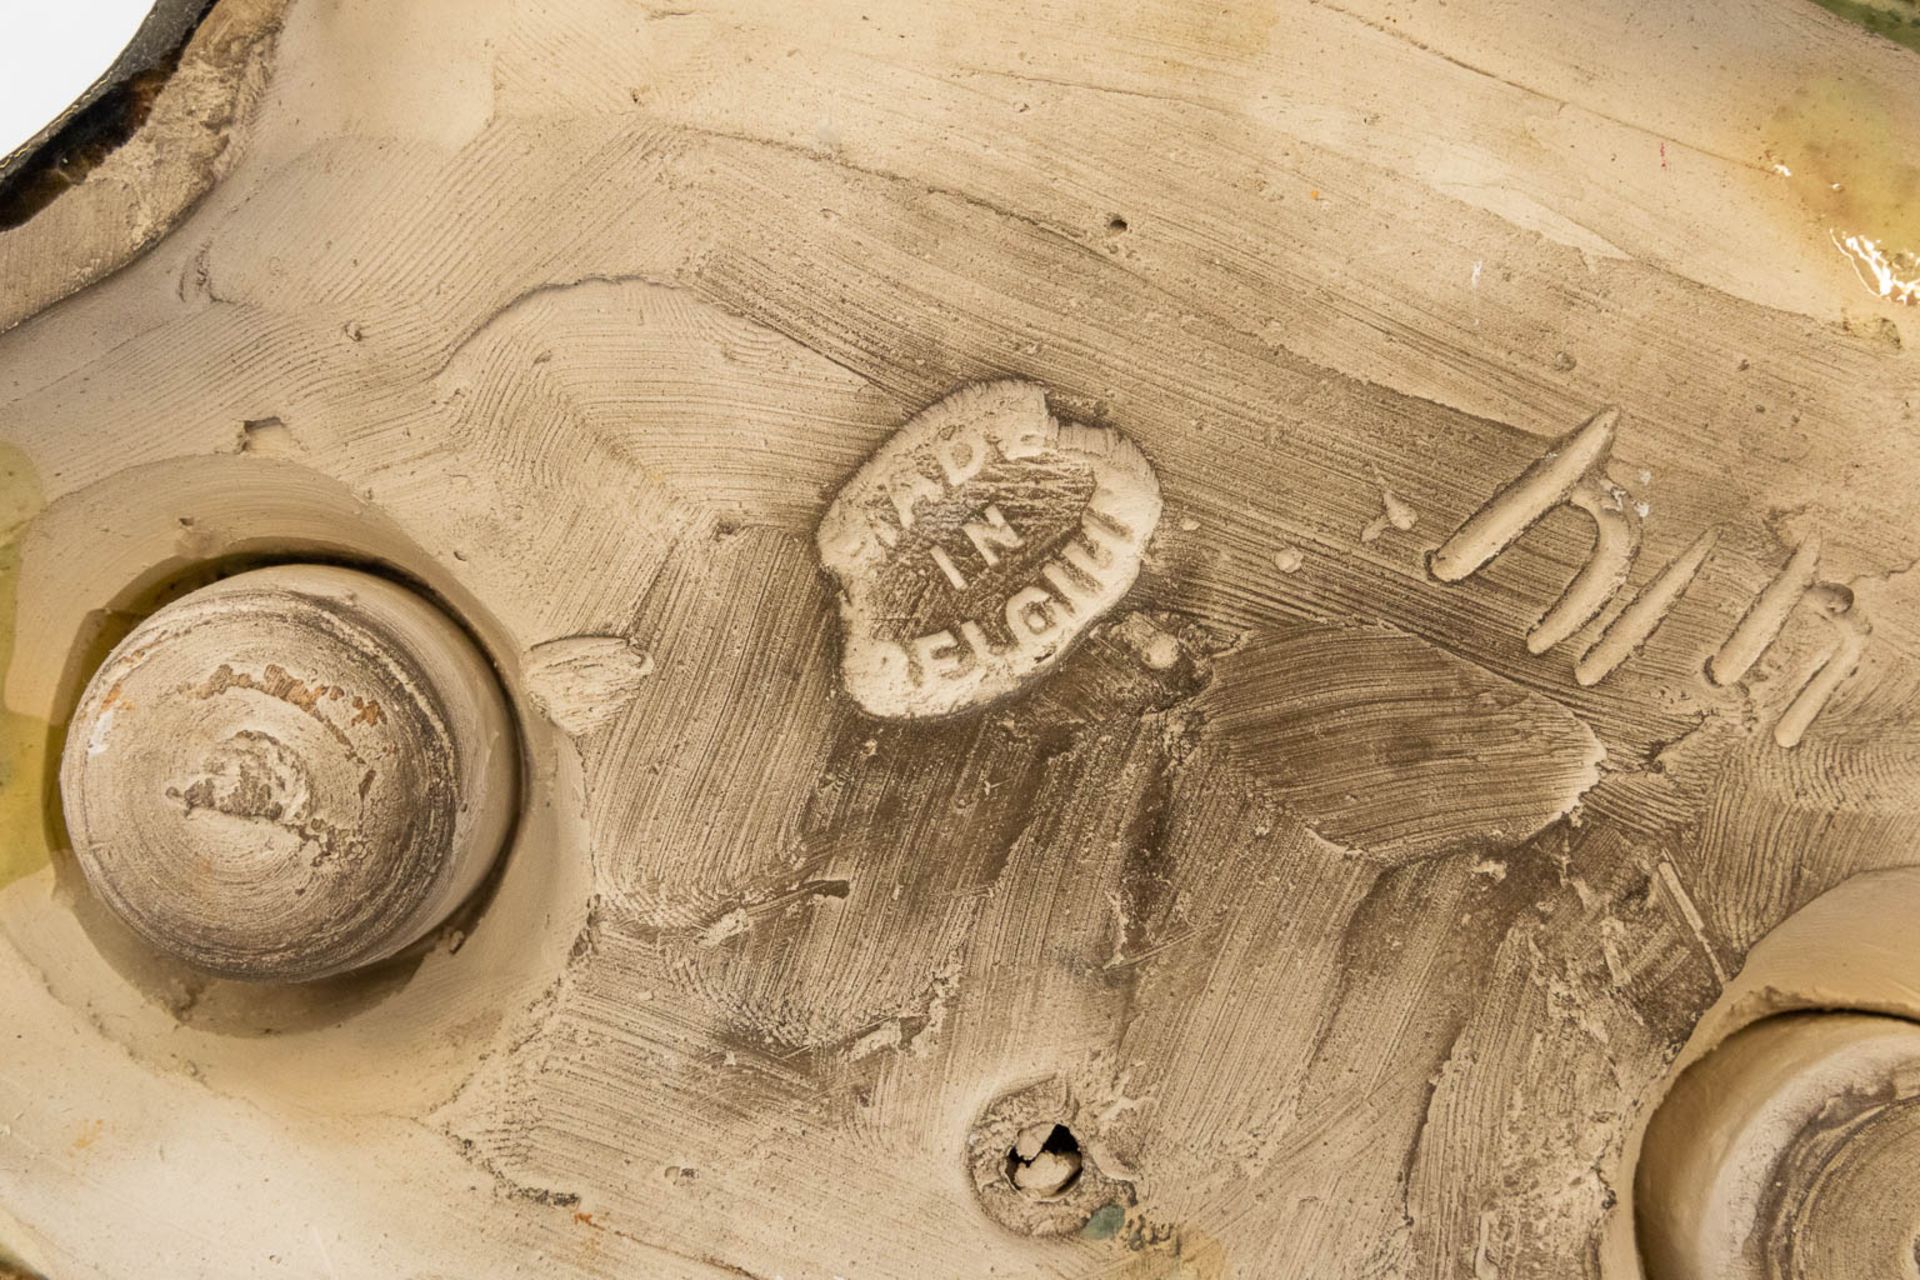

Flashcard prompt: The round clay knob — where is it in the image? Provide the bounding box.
[1636,1011,1920,1280]
[59,565,517,982]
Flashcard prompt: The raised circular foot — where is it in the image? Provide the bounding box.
[1636,1012,1920,1280]
[59,564,517,983]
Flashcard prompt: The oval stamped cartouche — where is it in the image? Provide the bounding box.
[817,381,1162,718]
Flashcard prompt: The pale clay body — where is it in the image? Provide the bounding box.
[59,565,516,981]
[0,0,1917,1277]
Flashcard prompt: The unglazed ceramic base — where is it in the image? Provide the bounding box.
[59,564,517,982]
[1637,1013,1920,1280]
[0,1,1916,1277]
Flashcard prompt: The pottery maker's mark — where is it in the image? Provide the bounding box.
[817,381,1162,718]
[1431,408,1869,748]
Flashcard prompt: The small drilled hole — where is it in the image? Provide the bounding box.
[1005,1122,1083,1200]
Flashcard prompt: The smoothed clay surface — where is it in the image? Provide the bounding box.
[0,0,1917,1277]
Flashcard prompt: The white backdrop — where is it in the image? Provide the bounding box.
[0,1,165,161]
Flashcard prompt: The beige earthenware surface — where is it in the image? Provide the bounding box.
[0,1,1917,1277]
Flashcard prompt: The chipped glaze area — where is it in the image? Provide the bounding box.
[817,381,1162,718]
